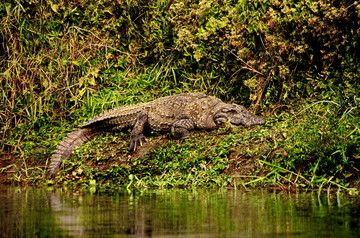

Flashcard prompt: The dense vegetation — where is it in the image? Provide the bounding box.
[0,0,359,193]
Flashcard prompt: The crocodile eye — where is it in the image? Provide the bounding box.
[221,107,236,113]
[222,108,238,114]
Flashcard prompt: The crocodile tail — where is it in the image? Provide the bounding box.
[47,127,97,178]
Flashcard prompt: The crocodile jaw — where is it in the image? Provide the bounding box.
[214,104,266,127]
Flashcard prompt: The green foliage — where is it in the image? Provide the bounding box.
[168,0,359,106]
[2,0,358,141]
[265,99,359,190]
[0,0,359,191]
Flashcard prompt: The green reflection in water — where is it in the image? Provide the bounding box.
[0,187,359,237]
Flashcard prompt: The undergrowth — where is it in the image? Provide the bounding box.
[0,0,359,193]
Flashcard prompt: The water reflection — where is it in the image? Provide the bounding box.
[0,187,359,237]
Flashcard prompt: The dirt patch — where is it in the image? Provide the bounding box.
[224,144,269,183]
[130,136,170,159]
[0,148,48,185]
[84,135,171,171]
[0,153,20,184]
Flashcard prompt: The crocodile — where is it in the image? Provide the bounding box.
[47,92,265,177]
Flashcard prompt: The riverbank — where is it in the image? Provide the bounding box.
[1,95,358,194]
[0,1,359,193]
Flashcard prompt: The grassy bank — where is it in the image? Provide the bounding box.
[0,0,359,193]
[1,72,358,194]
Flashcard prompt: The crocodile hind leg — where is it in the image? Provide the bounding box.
[171,118,196,138]
[129,111,148,151]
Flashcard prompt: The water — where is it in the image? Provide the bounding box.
[0,187,359,238]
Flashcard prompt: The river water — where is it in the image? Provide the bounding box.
[0,186,359,237]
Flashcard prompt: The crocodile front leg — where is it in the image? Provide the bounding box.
[171,118,196,138]
[129,111,148,151]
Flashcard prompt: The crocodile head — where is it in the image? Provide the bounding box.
[214,104,266,127]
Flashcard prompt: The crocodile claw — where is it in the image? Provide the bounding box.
[129,134,146,151]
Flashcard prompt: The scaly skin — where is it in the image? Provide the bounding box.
[47,93,265,177]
